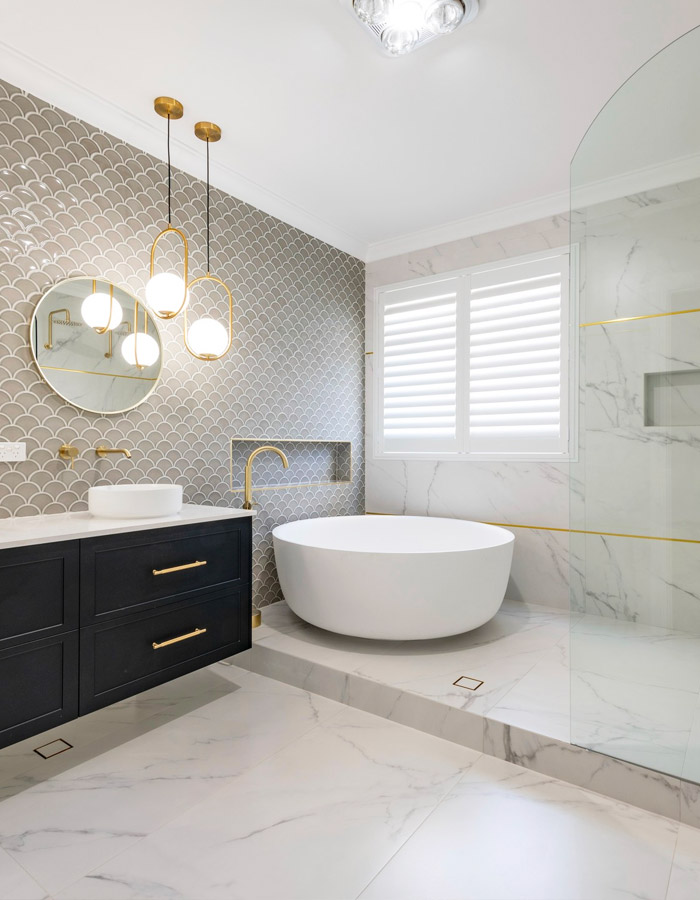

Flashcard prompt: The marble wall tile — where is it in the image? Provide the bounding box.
[366,215,572,609]
[0,77,365,606]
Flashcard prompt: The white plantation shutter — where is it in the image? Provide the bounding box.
[375,250,570,458]
[378,277,462,453]
[468,254,569,454]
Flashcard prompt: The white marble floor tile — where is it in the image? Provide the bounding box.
[0,672,343,896]
[0,667,239,793]
[360,755,680,900]
[489,638,571,740]
[56,706,480,900]
[667,824,700,900]
[0,847,48,899]
[571,665,698,774]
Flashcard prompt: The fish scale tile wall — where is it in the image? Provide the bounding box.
[0,77,365,606]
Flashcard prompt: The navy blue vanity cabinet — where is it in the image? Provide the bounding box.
[0,541,80,749]
[78,517,252,715]
[0,516,252,748]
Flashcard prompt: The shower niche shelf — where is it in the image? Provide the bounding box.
[229,439,352,494]
[644,370,700,426]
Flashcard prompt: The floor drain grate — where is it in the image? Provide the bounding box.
[33,738,73,759]
[452,676,484,691]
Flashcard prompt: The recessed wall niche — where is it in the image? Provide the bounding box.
[644,370,700,426]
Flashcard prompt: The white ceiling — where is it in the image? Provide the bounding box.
[2,0,700,260]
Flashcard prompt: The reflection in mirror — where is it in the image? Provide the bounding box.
[30,277,162,415]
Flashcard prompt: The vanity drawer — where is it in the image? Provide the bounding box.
[80,519,252,623]
[0,541,79,649]
[79,586,250,714]
[0,631,79,750]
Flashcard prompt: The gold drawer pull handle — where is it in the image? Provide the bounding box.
[152,560,207,576]
[152,627,207,650]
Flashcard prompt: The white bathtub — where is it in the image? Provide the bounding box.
[272,515,514,640]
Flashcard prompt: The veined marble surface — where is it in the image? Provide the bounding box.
[1,663,699,899]
[239,600,700,824]
[0,503,254,549]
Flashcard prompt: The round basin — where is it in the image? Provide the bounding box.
[88,484,183,519]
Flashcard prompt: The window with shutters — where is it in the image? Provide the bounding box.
[373,248,573,460]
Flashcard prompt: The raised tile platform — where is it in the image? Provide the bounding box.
[238,599,700,826]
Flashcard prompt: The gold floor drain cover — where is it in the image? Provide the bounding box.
[33,738,73,759]
[453,676,484,691]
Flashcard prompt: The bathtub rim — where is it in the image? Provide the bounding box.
[272,514,515,555]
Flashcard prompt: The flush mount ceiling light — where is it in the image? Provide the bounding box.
[145,97,190,320]
[183,121,233,362]
[351,0,478,56]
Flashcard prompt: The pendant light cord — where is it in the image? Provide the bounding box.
[206,138,210,275]
[167,115,172,226]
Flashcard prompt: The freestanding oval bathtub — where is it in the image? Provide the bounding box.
[272,515,514,640]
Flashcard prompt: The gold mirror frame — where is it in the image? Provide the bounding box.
[183,273,234,361]
[30,276,164,416]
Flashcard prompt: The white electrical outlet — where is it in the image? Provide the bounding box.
[0,442,27,462]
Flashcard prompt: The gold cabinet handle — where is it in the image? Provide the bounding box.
[152,560,207,576]
[152,627,207,650]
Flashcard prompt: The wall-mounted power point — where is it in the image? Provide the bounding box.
[0,442,27,462]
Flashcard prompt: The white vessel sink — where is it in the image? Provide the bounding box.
[88,484,183,519]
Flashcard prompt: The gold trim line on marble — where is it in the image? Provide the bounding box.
[229,439,353,494]
[365,513,700,544]
[579,307,700,328]
[152,627,207,650]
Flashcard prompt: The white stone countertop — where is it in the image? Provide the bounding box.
[0,504,255,550]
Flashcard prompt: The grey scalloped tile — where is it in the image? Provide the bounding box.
[0,77,365,606]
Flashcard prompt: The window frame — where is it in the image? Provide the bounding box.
[372,246,578,463]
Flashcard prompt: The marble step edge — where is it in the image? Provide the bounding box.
[235,643,700,830]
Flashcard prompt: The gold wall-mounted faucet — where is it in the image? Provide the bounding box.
[58,443,79,469]
[95,445,132,459]
[243,445,289,510]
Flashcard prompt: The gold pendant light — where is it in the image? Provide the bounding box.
[121,301,160,369]
[183,121,233,361]
[145,97,189,320]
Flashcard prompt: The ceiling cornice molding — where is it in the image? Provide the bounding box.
[365,191,571,263]
[0,40,369,261]
[366,152,700,263]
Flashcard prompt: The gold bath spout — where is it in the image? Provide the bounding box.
[243,445,289,510]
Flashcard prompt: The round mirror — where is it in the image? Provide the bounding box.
[30,277,163,415]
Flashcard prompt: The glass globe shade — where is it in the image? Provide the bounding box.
[120,332,160,368]
[426,0,464,33]
[187,317,229,359]
[381,26,419,56]
[389,0,425,31]
[80,291,123,332]
[353,0,391,25]
[145,272,189,318]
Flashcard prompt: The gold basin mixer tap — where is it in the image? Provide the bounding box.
[243,445,289,510]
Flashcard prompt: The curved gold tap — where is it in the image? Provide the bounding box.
[95,445,132,459]
[243,445,289,510]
